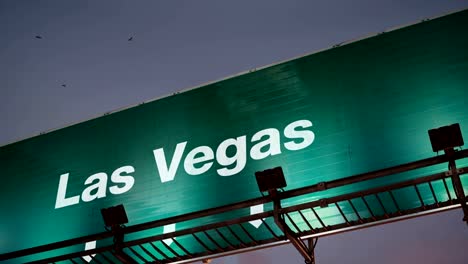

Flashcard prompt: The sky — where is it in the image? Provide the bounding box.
[1,1,468,263]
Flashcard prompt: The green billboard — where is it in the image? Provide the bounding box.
[1,8,468,263]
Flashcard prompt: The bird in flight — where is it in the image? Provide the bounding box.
[35,35,43,39]
[128,36,133,41]
[61,84,67,88]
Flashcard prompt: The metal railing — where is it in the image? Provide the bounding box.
[2,149,468,264]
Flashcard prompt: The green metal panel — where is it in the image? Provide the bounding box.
[1,9,468,260]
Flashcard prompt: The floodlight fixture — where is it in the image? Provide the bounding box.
[428,123,464,152]
[101,204,128,228]
[255,166,287,193]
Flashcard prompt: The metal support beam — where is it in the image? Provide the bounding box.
[445,148,468,225]
[270,190,316,264]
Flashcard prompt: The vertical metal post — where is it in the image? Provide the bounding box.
[308,238,318,263]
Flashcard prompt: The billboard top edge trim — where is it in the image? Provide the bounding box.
[1,6,467,148]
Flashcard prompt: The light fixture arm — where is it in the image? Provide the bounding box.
[270,189,317,264]
[110,225,137,264]
[445,148,468,225]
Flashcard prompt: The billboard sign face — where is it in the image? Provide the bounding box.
[1,9,468,261]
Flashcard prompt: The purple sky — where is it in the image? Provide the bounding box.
[1,1,468,263]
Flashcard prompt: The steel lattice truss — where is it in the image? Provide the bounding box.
[2,150,468,264]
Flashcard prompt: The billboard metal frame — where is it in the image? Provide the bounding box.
[2,149,467,264]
